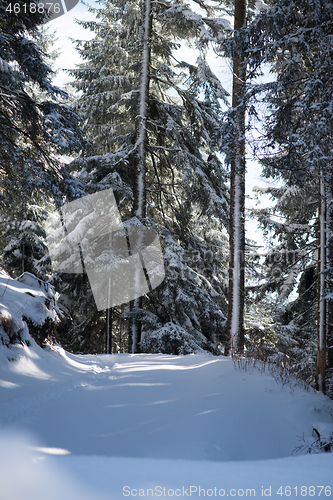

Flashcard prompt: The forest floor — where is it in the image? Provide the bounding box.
[0,343,332,499]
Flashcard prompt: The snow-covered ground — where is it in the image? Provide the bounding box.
[0,340,332,499]
[0,269,332,499]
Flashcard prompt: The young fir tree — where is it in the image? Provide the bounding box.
[243,0,333,394]
[247,181,319,381]
[68,0,231,354]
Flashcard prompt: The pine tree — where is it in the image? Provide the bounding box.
[68,0,231,354]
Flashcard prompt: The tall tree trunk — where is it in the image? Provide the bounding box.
[316,172,326,391]
[106,304,112,354]
[226,0,247,355]
[326,168,333,389]
[131,0,152,353]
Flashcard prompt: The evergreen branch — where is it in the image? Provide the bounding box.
[149,144,181,151]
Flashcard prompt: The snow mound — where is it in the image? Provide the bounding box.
[0,269,60,346]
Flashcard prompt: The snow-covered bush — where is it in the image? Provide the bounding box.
[140,322,205,355]
[0,269,61,347]
[294,408,333,455]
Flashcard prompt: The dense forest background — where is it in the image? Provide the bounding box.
[1,0,333,398]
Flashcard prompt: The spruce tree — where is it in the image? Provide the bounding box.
[68,0,230,354]
[0,1,86,280]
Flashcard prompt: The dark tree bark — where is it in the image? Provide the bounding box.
[316,174,326,391]
[317,167,333,393]
[106,306,113,354]
[326,168,333,390]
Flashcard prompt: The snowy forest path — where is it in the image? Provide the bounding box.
[1,351,332,462]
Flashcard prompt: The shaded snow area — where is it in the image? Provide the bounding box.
[0,343,332,500]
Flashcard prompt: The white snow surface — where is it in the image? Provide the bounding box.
[0,340,332,499]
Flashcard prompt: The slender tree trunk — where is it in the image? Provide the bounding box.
[106,305,112,354]
[326,168,333,387]
[131,0,152,353]
[21,239,25,274]
[226,0,247,355]
[316,173,326,391]
[317,166,333,394]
